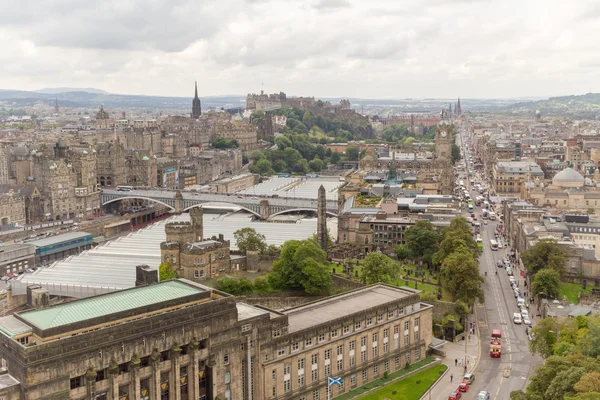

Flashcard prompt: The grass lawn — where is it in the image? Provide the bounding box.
[358,364,447,400]
[559,281,600,304]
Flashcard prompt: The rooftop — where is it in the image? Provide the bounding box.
[28,231,92,248]
[284,285,417,333]
[236,302,271,321]
[17,280,206,331]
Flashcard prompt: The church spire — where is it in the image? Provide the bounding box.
[192,81,201,119]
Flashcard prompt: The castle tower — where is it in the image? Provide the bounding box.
[435,120,454,195]
[317,185,328,252]
[192,81,202,119]
[190,207,204,241]
[456,97,462,116]
[54,97,59,115]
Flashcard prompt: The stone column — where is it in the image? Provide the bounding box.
[108,358,119,400]
[85,367,97,400]
[259,200,270,220]
[188,338,200,400]
[150,348,162,400]
[169,343,182,400]
[129,354,142,400]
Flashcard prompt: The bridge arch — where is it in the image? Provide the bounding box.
[101,196,175,210]
[269,208,338,218]
[184,203,262,218]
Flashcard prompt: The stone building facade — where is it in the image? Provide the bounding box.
[32,155,78,220]
[161,208,232,280]
[0,189,26,227]
[126,150,158,187]
[0,145,9,185]
[69,147,102,218]
[96,141,127,187]
[0,184,43,225]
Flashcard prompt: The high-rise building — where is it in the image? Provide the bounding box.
[192,81,202,119]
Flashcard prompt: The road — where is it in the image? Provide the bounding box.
[456,129,542,399]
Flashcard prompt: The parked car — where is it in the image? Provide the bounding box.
[458,382,469,392]
[513,313,522,324]
[448,391,462,400]
[523,315,531,325]
[463,373,475,384]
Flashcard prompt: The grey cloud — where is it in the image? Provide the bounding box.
[313,0,350,9]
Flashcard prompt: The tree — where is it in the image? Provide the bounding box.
[577,316,600,358]
[275,136,293,150]
[532,268,561,299]
[272,159,288,173]
[394,244,413,261]
[404,220,441,267]
[330,152,341,164]
[251,151,266,161]
[309,157,324,172]
[575,372,600,393]
[269,239,332,295]
[255,159,273,175]
[529,317,560,358]
[345,146,359,161]
[360,253,399,284]
[434,219,479,264]
[234,227,267,254]
[451,144,461,164]
[159,261,178,281]
[211,136,239,149]
[283,147,303,167]
[439,246,485,305]
[545,367,586,400]
[522,238,567,277]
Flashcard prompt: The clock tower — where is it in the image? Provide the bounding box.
[435,118,454,195]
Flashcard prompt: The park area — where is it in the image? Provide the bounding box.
[333,358,446,400]
[559,281,600,304]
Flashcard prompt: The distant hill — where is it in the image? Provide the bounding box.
[35,87,110,94]
[0,89,246,110]
[503,93,600,120]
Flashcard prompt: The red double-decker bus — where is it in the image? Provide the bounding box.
[490,329,502,358]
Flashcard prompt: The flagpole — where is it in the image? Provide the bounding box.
[327,379,331,400]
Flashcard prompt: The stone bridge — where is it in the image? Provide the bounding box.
[101,189,339,219]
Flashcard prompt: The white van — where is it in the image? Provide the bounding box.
[517,298,525,308]
[513,313,522,324]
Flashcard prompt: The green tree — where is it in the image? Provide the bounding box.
[275,136,293,150]
[269,239,332,295]
[159,261,178,281]
[522,238,567,277]
[433,218,479,264]
[234,227,267,254]
[272,159,288,173]
[404,220,441,267]
[309,157,324,172]
[532,268,561,299]
[345,146,359,161]
[251,151,266,161]
[545,367,587,400]
[451,144,461,164]
[577,316,600,358]
[283,147,303,167]
[439,246,484,305]
[394,244,413,261]
[330,152,341,164]
[575,372,600,393]
[255,158,273,175]
[211,136,239,149]
[360,253,399,284]
[529,317,560,358]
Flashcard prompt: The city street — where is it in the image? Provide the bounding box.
[456,129,542,400]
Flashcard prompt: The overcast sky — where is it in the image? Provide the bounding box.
[1,0,598,99]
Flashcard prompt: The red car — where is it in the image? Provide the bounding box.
[458,382,469,392]
[449,391,462,400]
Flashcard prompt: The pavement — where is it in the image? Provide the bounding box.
[423,327,481,399]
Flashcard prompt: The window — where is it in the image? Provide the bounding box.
[395,355,401,367]
[306,338,313,347]
[284,363,291,375]
[349,355,355,367]
[241,324,251,332]
[372,333,378,343]
[343,325,351,334]
[372,345,378,358]
[414,317,419,328]
[349,341,355,351]
[373,364,379,376]
[272,370,276,380]
[337,344,344,356]
[361,350,367,363]
[362,369,368,382]
[350,374,357,388]
[355,321,362,330]
[337,359,343,372]
[398,307,404,316]
[298,359,305,370]
[394,325,399,334]
[361,336,367,346]
[383,328,389,338]
[384,360,390,372]
[284,379,291,393]
[406,351,411,365]
[383,342,389,354]
[415,347,421,360]
[277,347,285,356]
[70,376,84,390]
[318,333,326,342]
[377,314,384,323]
[292,342,300,352]
[331,329,338,338]
[298,373,305,387]
[404,321,410,330]
[366,317,373,326]
[414,329,420,341]
[313,389,320,400]
[312,368,318,382]
[194,270,200,279]
[324,350,331,360]
[388,311,394,319]
[312,354,318,365]
[223,353,229,365]
[273,329,281,338]
[324,364,331,377]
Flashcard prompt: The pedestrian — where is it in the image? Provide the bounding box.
[464,365,467,374]
[468,334,471,341]
[455,358,458,366]
[451,373,454,382]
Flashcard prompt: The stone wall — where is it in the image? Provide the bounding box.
[331,273,365,291]
[428,300,458,321]
[237,293,319,311]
